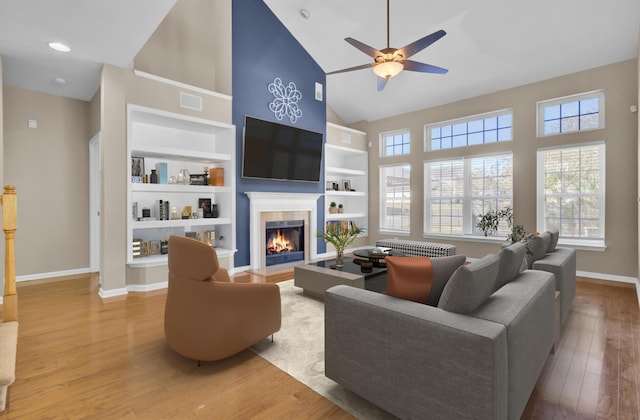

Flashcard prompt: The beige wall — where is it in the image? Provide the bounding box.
[3,86,90,276]
[365,59,639,278]
[327,106,346,126]
[88,87,101,139]
[134,0,232,96]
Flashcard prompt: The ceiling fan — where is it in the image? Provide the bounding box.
[326,0,448,91]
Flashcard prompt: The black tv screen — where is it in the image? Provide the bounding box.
[242,116,324,182]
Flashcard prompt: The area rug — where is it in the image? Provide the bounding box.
[251,280,395,419]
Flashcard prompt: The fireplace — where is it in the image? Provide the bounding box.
[246,192,321,270]
[265,220,305,266]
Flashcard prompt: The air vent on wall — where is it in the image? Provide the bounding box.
[180,92,203,111]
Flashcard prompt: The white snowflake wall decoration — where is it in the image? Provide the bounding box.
[268,77,302,123]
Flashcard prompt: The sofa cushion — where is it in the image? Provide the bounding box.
[385,256,434,304]
[438,253,500,314]
[526,231,551,269]
[547,229,560,252]
[494,242,525,292]
[385,255,466,305]
[426,254,467,306]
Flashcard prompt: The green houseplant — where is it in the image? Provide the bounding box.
[329,201,338,214]
[476,206,533,253]
[317,223,365,268]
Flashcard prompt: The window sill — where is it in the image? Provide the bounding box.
[422,233,607,252]
[423,233,507,245]
[557,239,606,252]
[379,229,411,237]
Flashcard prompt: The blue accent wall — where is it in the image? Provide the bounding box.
[232,0,327,268]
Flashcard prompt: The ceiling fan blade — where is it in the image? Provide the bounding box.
[397,29,446,59]
[327,62,376,75]
[377,77,388,92]
[402,60,448,74]
[344,37,383,58]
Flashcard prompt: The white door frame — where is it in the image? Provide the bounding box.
[89,133,101,274]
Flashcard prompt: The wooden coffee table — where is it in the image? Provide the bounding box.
[294,257,387,299]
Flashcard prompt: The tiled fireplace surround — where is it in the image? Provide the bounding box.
[246,192,321,270]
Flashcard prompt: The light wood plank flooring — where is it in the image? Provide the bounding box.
[1,274,638,419]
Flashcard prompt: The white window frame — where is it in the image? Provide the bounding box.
[380,129,410,157]
[424,153,513,238]
[424,109,513,152]
[536,142,606,248]
[536,90,605,137]
[379,164,411,234]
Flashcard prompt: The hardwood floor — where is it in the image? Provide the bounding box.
[1,273,638,419]
[523,279,640,419]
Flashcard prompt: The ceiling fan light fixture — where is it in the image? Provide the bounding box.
[373,61,403,79]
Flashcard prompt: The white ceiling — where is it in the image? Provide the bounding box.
[264,0,640,123]
[0,1,637,124]
[0,0,176,101]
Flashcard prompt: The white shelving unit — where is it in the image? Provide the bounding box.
[324,141,368,235]
[127,104,236,270]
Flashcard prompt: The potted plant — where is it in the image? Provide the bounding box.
[476,206,533,253]
[338,203,344,213]
[317,223,365,268]
[329,201,338,214]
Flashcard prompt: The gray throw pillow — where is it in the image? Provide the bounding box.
[438,253,500,314]
[547,229,559,252]
[425,254,467,306]
[526,231,551,269]
[494,242,525,292]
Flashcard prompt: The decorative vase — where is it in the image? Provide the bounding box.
[335,249,344,268]
[329,206,338,214]
[338,207,344,213]
[177,169,190,185]
[150,169,158,184]
[211,204,219,218]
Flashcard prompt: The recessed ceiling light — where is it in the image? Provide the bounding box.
[52,77,67,85]
[299,9,310,19]
[48,42,70,53]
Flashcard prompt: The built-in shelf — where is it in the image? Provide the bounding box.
[131,184,232,193]
[131,146,231,163]
[128,247,235,268]
[132,218,232,229]
[127,104,236,270]
[324,132,368,237]
[325,166,367,176]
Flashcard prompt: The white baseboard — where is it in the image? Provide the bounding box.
[127,281,168,293]
[576,270,637,284]
[16,267,92,283]
[98,286,129,299]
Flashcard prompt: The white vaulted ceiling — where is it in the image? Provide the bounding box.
[0,0,638,124]
[263,0,640,123]
[0,0,176,101]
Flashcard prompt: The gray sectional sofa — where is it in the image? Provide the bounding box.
[526,230,576,325]
[324,243,556,420]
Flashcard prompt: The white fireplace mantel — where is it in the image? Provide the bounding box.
[246,192,321,270]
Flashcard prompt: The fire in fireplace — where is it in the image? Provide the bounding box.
[265,220,304,266]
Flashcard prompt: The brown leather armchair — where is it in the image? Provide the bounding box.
[164,235,281,362]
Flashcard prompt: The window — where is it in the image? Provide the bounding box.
[537,143,605,242]
[380,164,411,232]
[537,90,604,137]
[425,154,513,236]
[426,110,512,151]
[381,130,410,157]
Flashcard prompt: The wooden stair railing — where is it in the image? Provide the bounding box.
[1,186,17,322]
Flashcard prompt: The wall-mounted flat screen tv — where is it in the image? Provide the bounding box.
[242,116,324,182]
